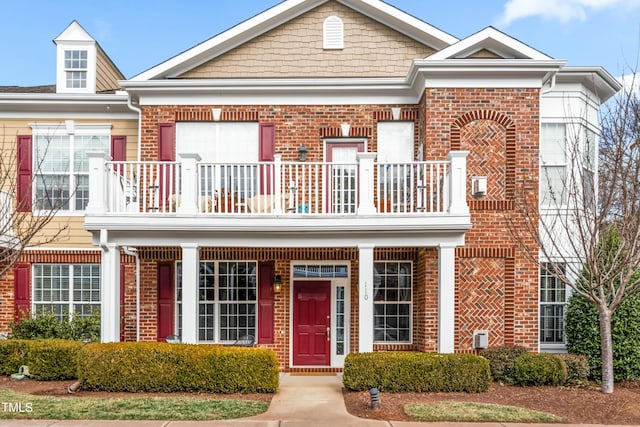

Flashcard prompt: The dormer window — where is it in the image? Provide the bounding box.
[54,21,97,94]
[323,16,344,50]
[64,50,88,89]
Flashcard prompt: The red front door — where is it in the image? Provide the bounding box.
[293,281,331,366]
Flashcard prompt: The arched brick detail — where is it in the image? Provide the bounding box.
[451,110,516,200]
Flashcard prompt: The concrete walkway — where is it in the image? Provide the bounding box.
[0,373,631,427]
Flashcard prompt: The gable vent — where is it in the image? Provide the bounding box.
[323,16,344,49]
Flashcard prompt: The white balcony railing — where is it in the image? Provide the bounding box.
[86,151,469,217]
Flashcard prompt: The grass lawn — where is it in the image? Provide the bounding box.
[0,388,268,421]
[405,401,567,423]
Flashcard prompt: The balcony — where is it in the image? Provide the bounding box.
[84,152,471,248]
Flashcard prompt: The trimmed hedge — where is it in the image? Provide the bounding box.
[77,342,279,393]
[479,345,529,383]
[512,353,567,386]
[342,352,491,393]
[558,353,590,385]
[0,340,29,376]
[0,339,82,380]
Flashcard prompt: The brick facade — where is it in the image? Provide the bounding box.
[0,88,541,365]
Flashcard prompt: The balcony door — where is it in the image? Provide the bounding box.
[326,141,364,214]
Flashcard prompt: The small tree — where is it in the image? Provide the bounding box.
[0,126,69,279]
[509,74,640,393]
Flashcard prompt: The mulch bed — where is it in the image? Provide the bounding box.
[343,381,640,424]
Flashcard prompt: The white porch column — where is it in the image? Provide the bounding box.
[358,243,375,352]
[181,243,199,344]
[446,151,470,215]
[177,153,201,214]
[86,152,110,215]
[100,241,121,343]
[357,152,377,215]
[273,155,283,214]
[438,244,456,353]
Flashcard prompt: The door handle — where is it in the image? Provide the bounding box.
[326,326,330,342]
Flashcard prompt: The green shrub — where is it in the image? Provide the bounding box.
[77,342,279,393]
[342,352,491,393]
[0,339,82,380]
[566,291,640,382]
[26,339,83,380]
[558,353,590,385]
[512,353,567,386]
[0,340,29,376]
[479,345,529,383]
[10,310,100,342]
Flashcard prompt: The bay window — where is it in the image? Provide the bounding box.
[539,262,568,346]
[541,123,567,206]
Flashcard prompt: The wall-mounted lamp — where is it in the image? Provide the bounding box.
[298,144,308,162]
[273,275,282,293]
[211,108,222,121]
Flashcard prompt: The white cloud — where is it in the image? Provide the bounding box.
[496,0,640,26]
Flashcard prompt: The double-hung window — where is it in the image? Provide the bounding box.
[539,262,568,346]
[582,128,597,205]
[541,123,567,206]
[373,261,412,343]
[176,261,257,343]
[32,263,101,320]
[64,50,88,89]
[32,124,110,212]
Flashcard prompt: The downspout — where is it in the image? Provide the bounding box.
[126,93,142,162]
[122,246,140,342]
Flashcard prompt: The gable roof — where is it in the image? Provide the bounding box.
[428,27,553,61]
[130,0,458,81]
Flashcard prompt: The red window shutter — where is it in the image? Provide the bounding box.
[259,123,275,195]
[156,262,174,342]
[158,124,175,161]
[13,264,30,322]
[158,124,175,205]
[111,135,126,161]
[111,135,127,177]
[257,262,275,344]
[16,135,32,212]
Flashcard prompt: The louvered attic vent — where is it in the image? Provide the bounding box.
[323,16,344,49]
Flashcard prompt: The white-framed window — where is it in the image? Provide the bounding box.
[541,123,567,206]
[64,50,88,89]
[539,262,567,345]
[176,261,257,343]
[32,123,110,213]
[373,261,412,343]
[582,128,597,204]
[323,16,344,49]
[32,263,101,320]
[176,122,259,198]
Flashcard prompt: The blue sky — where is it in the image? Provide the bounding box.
[2,0,640,86]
